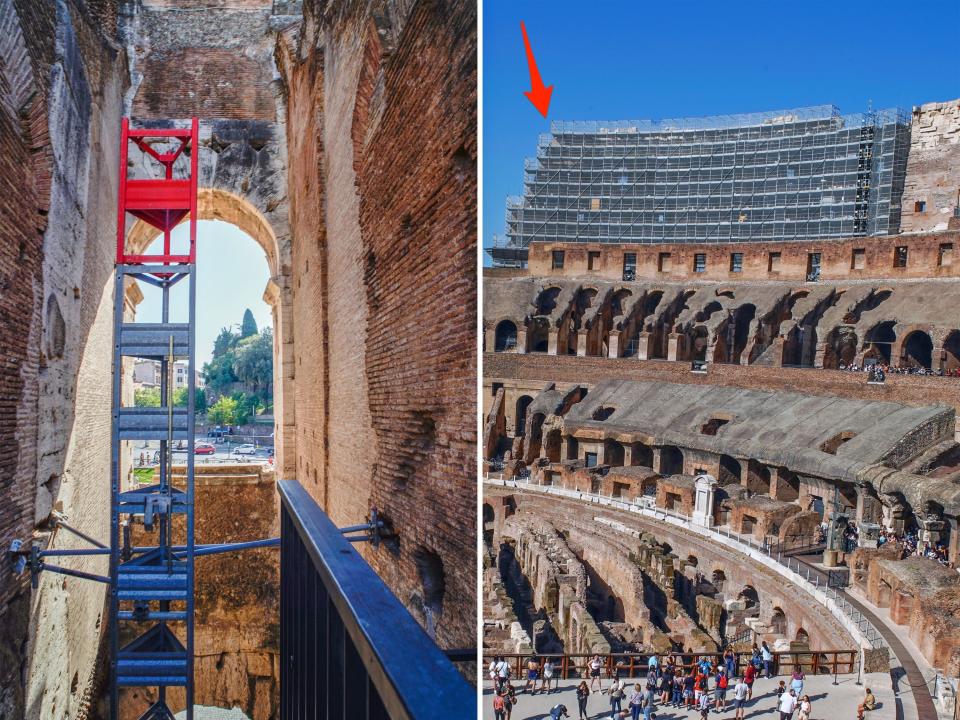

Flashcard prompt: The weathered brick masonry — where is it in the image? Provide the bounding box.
[276,0,477,650]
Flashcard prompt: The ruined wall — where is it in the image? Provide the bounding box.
[0,1,129,717]
[527,232,960,283]
[900,100,960,234]
[276,0,477,649]
[119,465,280,719]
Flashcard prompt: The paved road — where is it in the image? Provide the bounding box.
[794,552,938,720]
[483,674,887,720]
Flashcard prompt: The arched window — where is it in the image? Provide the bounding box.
[902,330,933,369]
[494,320,517,352]
[660,445,683,475]
[515,395,533,435]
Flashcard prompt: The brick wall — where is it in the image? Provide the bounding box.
[526,231,960,283]
[278,0,477,650]
[900,100,960,234]
[485,352,960,422]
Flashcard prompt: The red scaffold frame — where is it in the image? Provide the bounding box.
[116,117,199,265]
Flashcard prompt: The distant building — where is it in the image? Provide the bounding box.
[132,359,204,391]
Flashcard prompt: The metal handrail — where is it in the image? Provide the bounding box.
[278,480,474,719]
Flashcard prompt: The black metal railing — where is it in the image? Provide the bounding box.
[279,480,474,719]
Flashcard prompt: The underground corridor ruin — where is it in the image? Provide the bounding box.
[0,0,477,718]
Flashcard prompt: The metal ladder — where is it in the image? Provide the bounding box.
[111,117,199,720]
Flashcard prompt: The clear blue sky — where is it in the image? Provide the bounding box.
[137,220,272,366]
[483,0,960,265]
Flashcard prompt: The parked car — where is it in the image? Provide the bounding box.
[231,444,256,456]
[254,446,274,457]
[194,442,216,455]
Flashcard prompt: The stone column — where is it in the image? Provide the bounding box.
[515,328,527,354]
[948,517,959,568]
[692,474,717,527]
[667,332,682,361]
[623,443,634,466]
[576,331,588,357]
[607,331,620,358]
[265,277,296,478]
[637,331,651,360]
[484,326,495,353]
[548,329,559,355]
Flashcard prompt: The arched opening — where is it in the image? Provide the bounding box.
[864,321,895,365]
[482,503,495,545]
[494,320,518,352]
[739,586,759,609]
[711,569,726,591]
[943,330,960,372]
[690,326,709,362]
[534,286,561,316]
[746,461,771,495]
[775,469,800,502]
[718,455,742,485]
[901,330,933,370]
[124,188,291,474]
[544,428,562,463]
[604,440,625,467]
[515,395,533,435]
[527,319,549,353]
[631,442,653,468]
[770,607,787,636]
[795,627,810,644]
[659,445,684,475]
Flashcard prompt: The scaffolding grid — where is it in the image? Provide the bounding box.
[491,105,911,267]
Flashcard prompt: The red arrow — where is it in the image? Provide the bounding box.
[520,20,553,118]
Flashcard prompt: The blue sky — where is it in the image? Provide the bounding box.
[137,220,273,366]
[483,0,960,264]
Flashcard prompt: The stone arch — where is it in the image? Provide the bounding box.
[515,395,533,435]
[770,607,787,636]
[864,321,896,364]
[604,440,625,467]
[660,445,684,475]
[745,461,771,495]
[690,325,709,361]
[534,286,562,316]
[901,329,933,369]
[719,455,742,485]
[739,585,759,609]
[124,187,295,477]
[795,627,810,644]
[711,569,726,591]
[631,442,654,468]
[544,428,562,463]
[494,320,518,352]
[482,502,495,545]
[943,330,960,372]
[527,318,549,353]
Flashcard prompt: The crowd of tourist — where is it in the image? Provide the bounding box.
[486,643,882,719]
[876,529,951,565]
[836,361,960,380]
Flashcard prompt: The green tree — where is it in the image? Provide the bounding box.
[230,392,252,425]
[134,387,161,407]
[240,308,258,339]
[207,395,239,425]
[202,352,239,397]
[212,327,239,358]
[233,328,273,399]
[172,387,207,411]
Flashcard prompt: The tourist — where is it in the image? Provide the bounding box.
[778,689,797,720]
[495,656,511,691]
[857,687,876,719]
[790,667,805,697]
[502,683,517,720]
[723,646,736,679]
[761,640,775,677]
[489,656,499,689]
[641,685,656,720]
[797,694,812,720]
[609,677,626,714]
[744,661,756,700]
[628,683,644,720]
[698,688,711,720]
[670,668,684,707]
[540,658,556,693]
[648,653,659,674]
[576,681,591,720]
[524,656,539,694]
[492,689,506,720]
[775,679,786,705]
[645,667,657,694]
[714,668,728,712]
[683,670,696,708]
[589,655,604,691]
[549,703,569,720]
[658,667,672,705]
[693,666,707,705]
[732,677,749,720]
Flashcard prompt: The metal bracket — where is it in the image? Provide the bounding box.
[7,539,25,574]
[340,508,386,547]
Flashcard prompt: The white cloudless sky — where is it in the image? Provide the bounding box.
[135,220,273,366]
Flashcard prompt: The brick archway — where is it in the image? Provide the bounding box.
[124,188,296,476]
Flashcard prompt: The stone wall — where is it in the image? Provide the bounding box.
[0,1,128,717]
[275,0,477,649]
[118,464,280,719]
[900,100,960,234]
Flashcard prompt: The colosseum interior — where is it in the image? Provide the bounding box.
[483,99,960,718]
[0,0,476,718]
